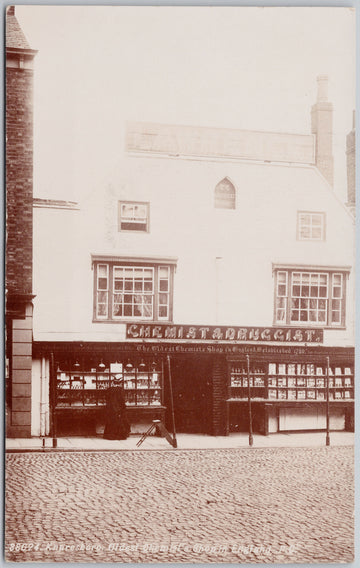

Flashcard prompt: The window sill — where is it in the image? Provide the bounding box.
[117,229,149,234]
[273,323,346,331]
[93,319,174,325]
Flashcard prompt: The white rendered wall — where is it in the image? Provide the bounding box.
[33,154,355,348]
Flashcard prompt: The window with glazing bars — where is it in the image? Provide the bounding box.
[95,263,172,321]
[297,212,325,240]
[275,270,345,326]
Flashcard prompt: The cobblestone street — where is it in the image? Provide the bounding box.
[6,446,354,563]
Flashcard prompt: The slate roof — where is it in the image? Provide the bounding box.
[6,6,32,50]
[126,121,315,165]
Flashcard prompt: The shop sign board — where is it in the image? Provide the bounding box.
[126,324,323,344]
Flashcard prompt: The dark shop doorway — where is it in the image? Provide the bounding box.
[168,356,212,434]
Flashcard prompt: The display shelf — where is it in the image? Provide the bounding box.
[55,361,163,408]
[229,362,354,402]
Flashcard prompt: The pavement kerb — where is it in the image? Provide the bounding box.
[6,446,353,454]
[5,431,354,453]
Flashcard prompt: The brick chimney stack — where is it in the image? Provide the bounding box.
[311,75,334,186]
[6,5,37,438]
[346,110,355,211]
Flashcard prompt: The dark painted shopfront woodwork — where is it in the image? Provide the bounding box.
[33,341,354,437]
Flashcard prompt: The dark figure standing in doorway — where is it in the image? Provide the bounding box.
[103,382,130,440]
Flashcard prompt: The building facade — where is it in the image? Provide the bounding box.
[27,76,355,439]
[4,9,354,438]
[5,7,37,438]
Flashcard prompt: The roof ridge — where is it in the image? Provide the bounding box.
[6,6,32,51]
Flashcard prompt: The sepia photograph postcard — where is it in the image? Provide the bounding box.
[4,4,356,564]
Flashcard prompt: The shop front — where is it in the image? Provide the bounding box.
[33,324,354,438]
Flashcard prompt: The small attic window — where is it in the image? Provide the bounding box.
[214,178,236,209]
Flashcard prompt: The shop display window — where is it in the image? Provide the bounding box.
[55,359,163,408]
[229,360,354,402]
[230,364,266,399]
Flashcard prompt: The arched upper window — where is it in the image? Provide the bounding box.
[214,178,236,209]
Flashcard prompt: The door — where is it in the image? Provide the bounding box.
[169,356,212,434]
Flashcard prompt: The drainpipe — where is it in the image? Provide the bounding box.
[215,257,223,323]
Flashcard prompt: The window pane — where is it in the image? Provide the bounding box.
[134,205,147,219]
[331,311,341,323]
[310,286,318,297]
[159,293,168,305]
[98,265,108,277]
[97,291,107,303]
[276,309,286,322]
[293,285,301,297]
[97,304,107,317]
[134,280,143,291]
[124,305,132,316]
[301,214,310,224]
[141,305,150,318]
[319,286,327,298]
[300,228,310,239]
[134,305,142,316]
[122,204,133,217]
[301,285,310,297]
[333,287,341,298]
[113,305,122,316]
[159,306,168,318]
[98,278,108,290]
